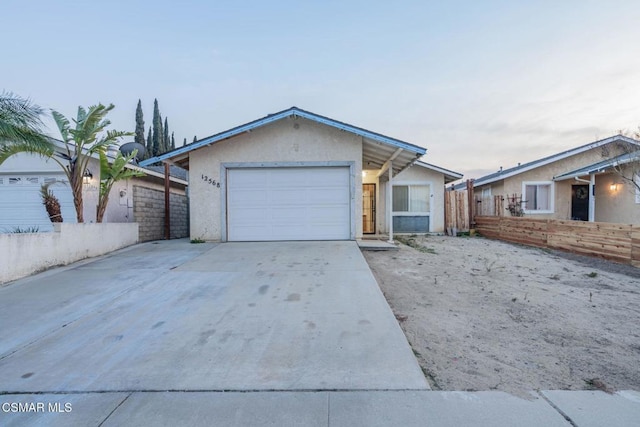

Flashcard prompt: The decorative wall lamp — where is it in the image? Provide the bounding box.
[609,182,619,192]
[83,168,93,184]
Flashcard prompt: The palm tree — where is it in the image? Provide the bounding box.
[0,91,50,153]
[0,102,132,222]
[51,104,132,222]
[96,150,144,222]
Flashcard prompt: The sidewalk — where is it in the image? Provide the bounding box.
[2,389,639,426]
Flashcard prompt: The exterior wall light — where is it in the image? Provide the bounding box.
[83,169,93,184]
[609,183,619,192]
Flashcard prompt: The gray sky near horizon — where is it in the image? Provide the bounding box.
[3,0,640,180]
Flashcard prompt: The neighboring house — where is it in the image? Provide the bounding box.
[470,135,640,224]
[140,106,461,242]
[0,141,189,240]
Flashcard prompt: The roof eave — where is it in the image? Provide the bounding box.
[472,135,640,187]
[139,106,426,167]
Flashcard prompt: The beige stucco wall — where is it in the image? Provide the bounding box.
[595,170,640,224]
[366,165,447,234]
[189,118,363,241]
[395,165,446,233]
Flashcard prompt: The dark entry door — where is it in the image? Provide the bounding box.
[571,185,589,221]
[362,184,376,234]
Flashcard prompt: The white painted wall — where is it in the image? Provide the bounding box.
[189,118,363,241]
[0,223,139,284]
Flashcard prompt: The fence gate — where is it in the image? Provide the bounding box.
[445,180,475,234]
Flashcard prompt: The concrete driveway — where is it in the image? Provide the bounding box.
[0,240,427,393]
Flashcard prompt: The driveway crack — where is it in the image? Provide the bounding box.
[98,391,133,426]
[537,391,578,427]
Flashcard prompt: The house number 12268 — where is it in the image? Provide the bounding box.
[201,175,220,188]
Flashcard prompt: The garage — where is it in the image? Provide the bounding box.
[0,174,74,232]
[227,167,351,241]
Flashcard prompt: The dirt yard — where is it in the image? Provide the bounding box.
[363,235,640,398]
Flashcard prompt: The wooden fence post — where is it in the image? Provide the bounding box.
[466,179,475,229]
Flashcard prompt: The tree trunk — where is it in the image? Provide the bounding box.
[96,195,108,223]
[71,170,84,223]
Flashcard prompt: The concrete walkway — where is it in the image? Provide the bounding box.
[2,390,639,426]
[1,240,639,426]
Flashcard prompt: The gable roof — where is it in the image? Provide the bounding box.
[414,160,463,183]
[553,150,640,181]
[472,135,640,188]
[139,106,427,173]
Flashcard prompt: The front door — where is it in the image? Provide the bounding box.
[362,183,376,234]
[571,185,589,221]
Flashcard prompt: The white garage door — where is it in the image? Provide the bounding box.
[227,167,351,241]
[0,174,75,232]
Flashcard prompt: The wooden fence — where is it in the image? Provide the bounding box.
[476,216,640,267]
[476,195,505,217]
[445,180,475,234]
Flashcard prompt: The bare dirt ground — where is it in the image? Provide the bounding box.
[363,235,640,398]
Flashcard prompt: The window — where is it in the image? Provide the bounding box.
[635,174,640,204]
[523,182,553,213]
[392,185,430,213]
[482,187,492,199]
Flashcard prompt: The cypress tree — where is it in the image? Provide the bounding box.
[134,99,145,147]
[163,117,169,154]
[146,127,153,159]
[171,132,175,150]
[152,99,162,156]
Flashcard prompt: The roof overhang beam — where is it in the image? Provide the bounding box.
[376,148,404,178]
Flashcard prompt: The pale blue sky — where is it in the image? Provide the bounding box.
[3,0,640,179]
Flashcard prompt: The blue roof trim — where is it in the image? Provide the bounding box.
[140,107,426,166]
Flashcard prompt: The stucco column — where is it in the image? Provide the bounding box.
[388,162,394,243]
[589,173,595,222]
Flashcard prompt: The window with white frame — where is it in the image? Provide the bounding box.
[482,187,492,199]
[635,174,640,204]
[523,182,553,213]
[392,185,431,213]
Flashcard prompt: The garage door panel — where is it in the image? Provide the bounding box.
[308,206,349,221]
[315,171,352,186]
[229,169,268,186]
[227,167,351,241]
[228,190,268,205]
[315,188,349,203]
[0,175,74,232]
[228,207,266,223]
[269,189,310,205]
